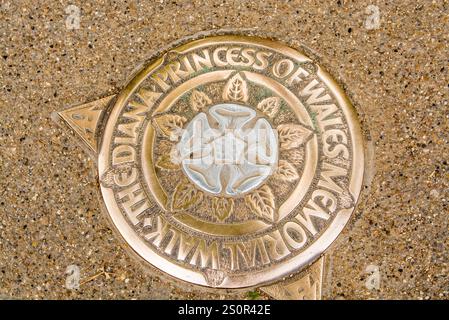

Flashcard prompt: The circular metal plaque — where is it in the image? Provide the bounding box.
[98,35,364,288]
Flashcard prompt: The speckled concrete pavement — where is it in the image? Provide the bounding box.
[0,0,448,299]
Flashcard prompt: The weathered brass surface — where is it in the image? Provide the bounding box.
[261,256,325,300]
[2,1,447,300]
[56,35,365,293]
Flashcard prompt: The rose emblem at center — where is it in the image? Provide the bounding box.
[176,104,278,197]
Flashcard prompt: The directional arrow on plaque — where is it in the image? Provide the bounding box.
[55,95,115,153]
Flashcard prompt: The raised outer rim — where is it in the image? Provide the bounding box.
[98,35,365,289]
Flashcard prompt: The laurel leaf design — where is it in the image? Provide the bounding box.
[245,185,277,222]
[256,96,280,118]
[172,179,203,210]
[153,114,186,141]
[278,124,313,150]
[222,73,248,102]
[274,160,299,182]
[190,89,212,111]
[155,154,180,171]
[211,197,234,222]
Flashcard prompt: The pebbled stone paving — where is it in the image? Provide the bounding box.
[0,0,447,299]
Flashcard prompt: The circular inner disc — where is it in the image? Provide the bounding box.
[177,103,278,197]
[98,35,365,289]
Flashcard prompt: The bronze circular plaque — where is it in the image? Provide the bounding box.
[97,35,364,288]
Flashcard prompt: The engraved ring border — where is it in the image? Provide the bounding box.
[98,36,365,288]
[141,69,319,238]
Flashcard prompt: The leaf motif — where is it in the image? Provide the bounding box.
[222,73,248,102]
[172,179,203,210]
[256,97,280,118]
[211,197,234,222]
[203,269,226,287]
[339,189,354,209]
[278,124,313,150]
[245,185,277,222]
[155,154,180,171]
[274,160,299,182]
[284,148,304,166]
[100,164,135,188]
[330,157,349,168]
[100,167,116,188]
[190,90,212,111]
[153,114,186,141]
